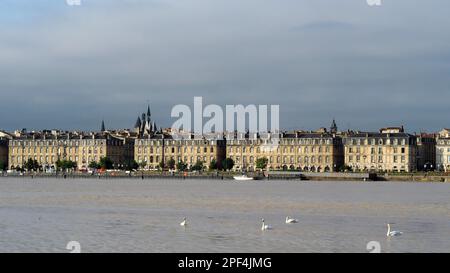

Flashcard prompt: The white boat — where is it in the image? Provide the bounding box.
[233,174,254,181]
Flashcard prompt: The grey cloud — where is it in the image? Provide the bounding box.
[0,0,449,132]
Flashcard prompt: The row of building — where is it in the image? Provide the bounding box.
[0,107,449,173]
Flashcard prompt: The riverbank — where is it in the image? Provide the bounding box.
[1,171,449,182]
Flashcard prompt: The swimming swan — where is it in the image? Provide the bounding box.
[261,218,272,231]
[386,223,402,237]
[285,216,298,224]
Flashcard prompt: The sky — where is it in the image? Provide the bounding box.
[0,0,449,133]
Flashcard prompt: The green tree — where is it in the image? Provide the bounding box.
[89,161,100,169]
[338,165,353,172]
[256,157,269,170]
[158,161,165,170]
[167,158,176,170]
[56,160,77,171]
[177,161,188,171]
[0,161,5,171]
[99,157,113,170]
[191,160,204,171]
[125,160,139,171]
[24,158,40,172]
[222,158,235,171]
[209,159,218,171]
[139,161,147,170]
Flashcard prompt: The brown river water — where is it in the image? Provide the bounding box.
[0,178,449,253]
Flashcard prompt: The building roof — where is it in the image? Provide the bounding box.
[344,132,413,138]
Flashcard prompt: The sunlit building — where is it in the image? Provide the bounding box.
[343,127,417,172]
[436,129,450,172]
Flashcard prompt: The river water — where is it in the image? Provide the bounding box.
[0,178,449,253]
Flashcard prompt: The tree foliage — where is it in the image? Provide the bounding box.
[89,161,100,169]
[24,158,41,171]
[191,160,204,171]
[209,159,218,171]
[222,158,235,171]
[56,159,77,171]
[167,158,176,170]
[99,157,113,170]
[256,157,269,170]
[177,161,188,171]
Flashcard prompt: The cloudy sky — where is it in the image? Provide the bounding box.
[0,0,449,133]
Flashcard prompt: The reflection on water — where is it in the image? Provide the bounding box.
[0,178,449,253]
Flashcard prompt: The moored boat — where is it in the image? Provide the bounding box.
[233,174,254,181]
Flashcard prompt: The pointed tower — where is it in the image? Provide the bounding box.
[101,120,106,132]
[147,105,151,122]
[134,116,142,135]
[330,119,338,134]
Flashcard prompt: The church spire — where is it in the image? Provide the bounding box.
[134,116,142,129]
[330,118,338,133]
[101,120,106,132]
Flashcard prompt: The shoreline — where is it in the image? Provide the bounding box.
[1,172,449,183]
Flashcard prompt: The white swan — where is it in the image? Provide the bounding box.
[386,223,402,237]
[261,218,272,231]
[285,216,298,224]
[180,217,187,226]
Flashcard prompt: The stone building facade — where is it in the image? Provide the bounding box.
[342,127,417,172]
[225,131,344,172]
[134,133,226,170]
[436,129,450,172]
[8,131,134,171]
